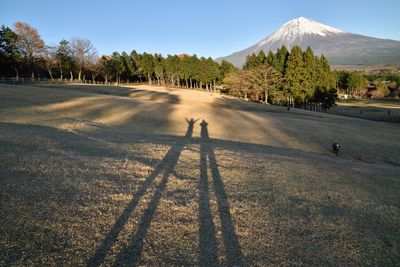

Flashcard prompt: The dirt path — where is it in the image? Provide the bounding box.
[1,83,399,265]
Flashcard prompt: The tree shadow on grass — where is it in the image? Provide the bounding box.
[88,119,197,267]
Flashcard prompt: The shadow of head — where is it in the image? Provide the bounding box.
[200,120,209,139]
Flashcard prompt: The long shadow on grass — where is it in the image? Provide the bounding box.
[88,119,197,267]
[198,120,244,266]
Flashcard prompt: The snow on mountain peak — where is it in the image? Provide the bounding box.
[257,17,345,47]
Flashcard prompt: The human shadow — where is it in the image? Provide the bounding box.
[88,119,196,267]
[198,120,219,266]
[198,120,245,266]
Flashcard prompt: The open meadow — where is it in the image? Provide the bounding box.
[1,83,399,266]
[329,98,400,123]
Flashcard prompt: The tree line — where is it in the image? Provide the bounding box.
[335,70,400,98]
[223,45,338,110]
[99,52,237,90]
[0,22,237,91]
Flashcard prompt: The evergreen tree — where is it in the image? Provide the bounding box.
[188,54,200,88]
[311,86,338,111]
[257,50,266,65]
[244,53,258,69]
[0,25,21,77]
[266,51,277,69]
[110,51,124,83]
[219,60,237,81]
[347,71,367,96]
[130,50,144,82]
[303,46,317,99]
[204,57,219,90]
[100,55,113,83]
[153,53,165,85]
[121,51,134,81]
[141,52,154,84]
[316,55,335,89]
[275,45,289,74]
[165,54,180,86]
[179,54,194,88]
[284,45,305,101]
[336,70,349,93]
[56,39,74,80]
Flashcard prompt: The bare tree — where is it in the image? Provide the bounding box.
[252,65,283,104]
[223,69,254,101]
[14,22,45,79]
[87,57,102,82]
[42,46,57,80]
[70,38,97,81]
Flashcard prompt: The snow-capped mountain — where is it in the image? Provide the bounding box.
[259,17,345,44]
[216,17,400,67]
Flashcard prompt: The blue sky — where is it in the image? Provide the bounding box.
[1,0,399,58]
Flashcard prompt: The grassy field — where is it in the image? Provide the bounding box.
[329,98,400,123]
[1,83,399,266]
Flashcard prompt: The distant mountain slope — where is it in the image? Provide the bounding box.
[216,17,400,67]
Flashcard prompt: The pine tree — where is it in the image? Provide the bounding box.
[257,50,266,65]
[178,54,191,88]
[244,53,258,69]
[284,45,305,102]
[100,55,113,83]
[0,25,20,77]
[165,54,180,86]
[153,53,165,85]
[275,45,289,74]
[110,51,124,84]
[266,51,277,69]
[121,51,134,81]
[205,57,219,91]
[141,52,154,84]
[188,55,200,88]
[219,60,237,81]
[56,39,74,80]
[347,71,367,96]
[303,46,317,99]
[315,55,335,89]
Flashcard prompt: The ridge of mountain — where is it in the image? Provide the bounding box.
[216,17,400,67]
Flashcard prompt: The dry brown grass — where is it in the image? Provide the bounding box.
[329,98,400,123]
[0,83,399,266]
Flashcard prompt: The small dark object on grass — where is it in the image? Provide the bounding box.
[332,142,341,156]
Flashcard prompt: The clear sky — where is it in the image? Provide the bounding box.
[1,0,399,58]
